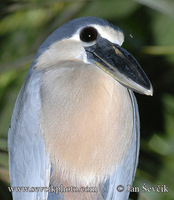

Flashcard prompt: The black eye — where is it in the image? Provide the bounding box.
[80,27,98,43]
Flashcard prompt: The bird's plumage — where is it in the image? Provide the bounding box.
[106,90,140,199]
[40,61,133,185]
[8,16,152,200]
[8,70,50,200]
[9,62,137,200]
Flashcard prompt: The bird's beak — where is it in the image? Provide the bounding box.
[85,38,153,96]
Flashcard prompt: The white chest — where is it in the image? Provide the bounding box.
[40,61,133,186]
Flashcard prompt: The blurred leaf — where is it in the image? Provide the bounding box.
[0,3,64,35]
[149,134,170,155]
[142,46,174,55]
[151,14,174,46]
[149,13,174,63]
[0,153,8,169]
[78,0,140,19]
[134,0,174,17]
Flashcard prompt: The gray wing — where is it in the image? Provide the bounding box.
[8,69,51,200]
[105,90,140,200]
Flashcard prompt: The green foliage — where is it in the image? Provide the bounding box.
[77,0,140,19]
[0,0,174,199]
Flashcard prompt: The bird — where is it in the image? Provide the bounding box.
[8,16,153,200]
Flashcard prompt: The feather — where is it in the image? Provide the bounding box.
[105,90,140,200]
[8,69,51,200]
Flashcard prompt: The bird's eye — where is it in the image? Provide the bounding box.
[80,27,98,43]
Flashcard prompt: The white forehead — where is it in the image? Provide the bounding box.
[71,24,124,46]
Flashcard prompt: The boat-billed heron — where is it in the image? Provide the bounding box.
[8,17,153,200]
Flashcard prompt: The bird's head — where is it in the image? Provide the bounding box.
[35,16,153,96]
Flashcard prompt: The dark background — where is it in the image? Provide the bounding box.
[0,0,174,199]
